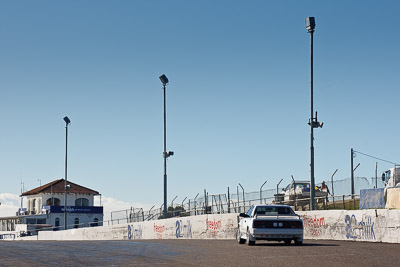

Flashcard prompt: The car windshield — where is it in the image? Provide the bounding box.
[296,183,309,189]
[254,206,294,216]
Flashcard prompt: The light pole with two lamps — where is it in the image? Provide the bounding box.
[306,17,324,210]
[159,74,174,219]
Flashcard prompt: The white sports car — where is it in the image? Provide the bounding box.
[237,204,304,246]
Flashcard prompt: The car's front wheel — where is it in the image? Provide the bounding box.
[237,227,245,244]
[246,229,255,246]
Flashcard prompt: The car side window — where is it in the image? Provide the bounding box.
[247,206,254,217]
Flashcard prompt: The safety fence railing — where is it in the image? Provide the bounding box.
[101,176,374,226]
[101,194,362,229]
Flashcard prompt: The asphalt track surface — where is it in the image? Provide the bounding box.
[1,239,399,266]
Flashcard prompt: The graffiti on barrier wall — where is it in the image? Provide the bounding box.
[154,223,165,239]
[127,224,143,240]
[176,220,192,238]
[206,218,222,237]
[302,215,326,236]
[0,234,16,240]
[345,214,375,240]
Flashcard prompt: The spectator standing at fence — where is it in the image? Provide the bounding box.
[321,181,331,203]
[321,181,330,194]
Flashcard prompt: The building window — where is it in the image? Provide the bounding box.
[91,218,99,227]
[46,198,61,206]
[74,218,79,228]
[37,219,46,224]
[32,199,36,214]
[26,219,36,224]
[75,198,89,206]
[55,218,60,231]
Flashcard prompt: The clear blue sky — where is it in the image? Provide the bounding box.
[0,1,399,207]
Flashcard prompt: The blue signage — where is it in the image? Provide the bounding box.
[18,208,27,215]
[50,206,103,214]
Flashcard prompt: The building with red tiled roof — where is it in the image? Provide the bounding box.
[21,179,100,197]
[13,179,103,232]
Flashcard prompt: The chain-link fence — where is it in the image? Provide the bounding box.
[102,176,383,226]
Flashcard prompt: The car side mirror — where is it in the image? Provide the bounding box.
[239,213,249,218]
[282,188,286,192]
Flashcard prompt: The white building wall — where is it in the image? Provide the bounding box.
[26,193,96,215]
[49,213,103,229]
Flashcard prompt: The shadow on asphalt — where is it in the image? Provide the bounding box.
[252,243,339,247]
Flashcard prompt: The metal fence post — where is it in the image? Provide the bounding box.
[227,187,231,213]
[237,186,240,213]
[239,183,245,213]
[291,175,297,211]
[343,195,345,209]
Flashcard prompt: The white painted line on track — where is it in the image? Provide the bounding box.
[262,253,356,259]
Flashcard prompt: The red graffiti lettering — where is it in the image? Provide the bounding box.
[206,219,222,230]
[154,224,165,233]
[154,223,165,239]
[302,215,326,236]
[210,230,218,237]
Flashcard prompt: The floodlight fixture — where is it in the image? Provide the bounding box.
[163,151,174,158]
[159,74,169,86]
[305,17,316,32]
[63,116,71,125]
[308,119,324,128]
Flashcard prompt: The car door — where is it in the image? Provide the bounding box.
[240,206,254,233]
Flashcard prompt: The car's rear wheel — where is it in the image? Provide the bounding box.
[246,229,255,246]
[295,239,303,246]
[237,228,245,244]
[284,239,291,245]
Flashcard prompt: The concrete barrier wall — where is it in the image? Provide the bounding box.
[386,187,400,209]
[38,213,238,241]
[9,209,400,244]
[297,209,400,243]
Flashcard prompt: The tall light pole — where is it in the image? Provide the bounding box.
[63,116,71,230]
[159,74,174,219]
[306,17,323,210]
